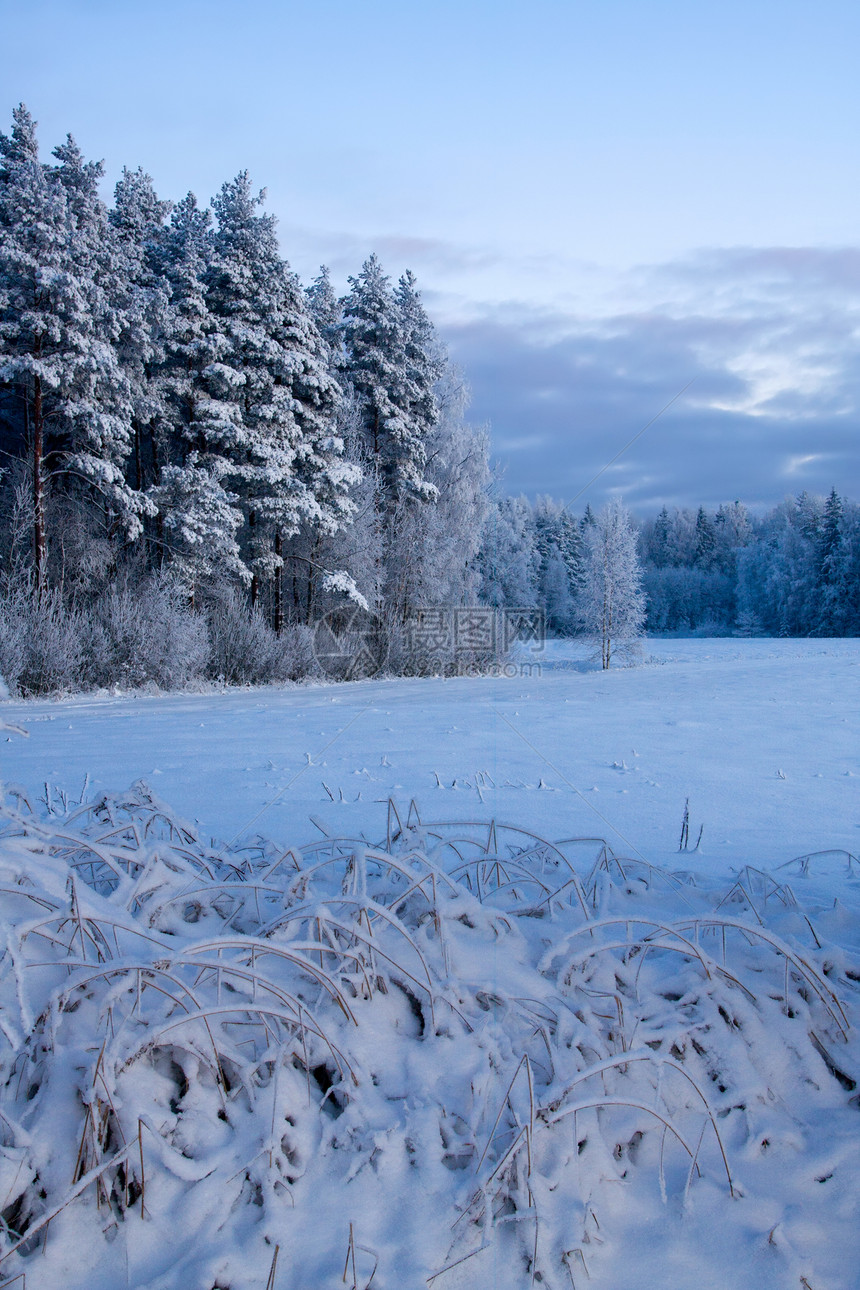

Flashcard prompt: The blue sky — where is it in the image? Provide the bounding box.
[3,0,859,510]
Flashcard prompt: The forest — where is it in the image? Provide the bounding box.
[491,487,860,639]
[1,105,858,697]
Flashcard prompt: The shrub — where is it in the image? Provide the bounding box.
[0,586,84,695]
[83,574,210,691]
[205,589,285,686]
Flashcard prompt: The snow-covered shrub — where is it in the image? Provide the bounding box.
[0,789,856,1289]
[273,622,319,681]
[205,588,284,685]
[0,586,85,694]
[0,587,28,694]
[82,574,210,691]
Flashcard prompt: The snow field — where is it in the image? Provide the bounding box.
[0,778,857,1288]
[0,638,858,1287]
[2,638,858,872]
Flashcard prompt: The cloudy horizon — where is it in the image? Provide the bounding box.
[5,0,857,514]
[438,243,860,513]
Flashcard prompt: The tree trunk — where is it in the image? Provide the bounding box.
[32,374,47,598]
[306,535,322,626]
[273,529,283,635]
[249,509,258,608]
[134,423,143,491]
[152,434,165,569]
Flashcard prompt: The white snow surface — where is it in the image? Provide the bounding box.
[0,638,858,1289]
[1,638,857,871]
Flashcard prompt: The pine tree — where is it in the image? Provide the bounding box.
[305,265,342,359]
[147,191,247,586]
[796,490,822,541]
[149,452,245,596]
[49,133,147,540]
[0,105,57,591]
[817,488,843,580]
[479,495,540,609]
[341,254,436,508]
[109,167,171,500]
[155,191,216,455]
[816,488,846,634]
[693,506,717,568]
[203,173,356,624]
[394,269,443,464]
[533,496,581,634]
[653,504,671,567]
[0,107,142,594]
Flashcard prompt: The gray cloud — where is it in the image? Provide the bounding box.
[441,248,860,513]
[657,246,860,298]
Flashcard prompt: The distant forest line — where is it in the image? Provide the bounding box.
[490,488,859,640]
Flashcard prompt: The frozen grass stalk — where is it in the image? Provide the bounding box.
[0,788,854,1288]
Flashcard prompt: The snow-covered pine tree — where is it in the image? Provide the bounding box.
[796,490,823,542]
[0,107,142,595]
[693,506,717,569]
[152,191,247,589]
[533,496,582,635]
[0,105,59,592]
[815,488,847,634]
[204,173,358,627]
[652,504,671,567]
[479,494,540,610]
[394,268,443,468]
[735,499,813,636]
[341,254,436,509]
[305,265,342,361]
[109,167,171,503]
[156,190,215,453]
[49,133,151,549]
[579,498,645,668]
[149,452,246,599]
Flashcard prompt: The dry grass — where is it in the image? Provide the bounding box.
[0,786,855,1288]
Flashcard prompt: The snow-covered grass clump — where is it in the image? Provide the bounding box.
[0,783,858,1288]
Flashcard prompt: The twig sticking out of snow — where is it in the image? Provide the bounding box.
[678,798,703,852]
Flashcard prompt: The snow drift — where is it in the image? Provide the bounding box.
[0,782,857,1288]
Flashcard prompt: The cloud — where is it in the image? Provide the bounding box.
[440,247,860,512]
[657,246,860,300]
[277,223,503,288]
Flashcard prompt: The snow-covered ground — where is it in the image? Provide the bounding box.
[1,638,858,1289]
[2,638,857,872]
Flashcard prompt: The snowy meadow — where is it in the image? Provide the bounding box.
[0,638,858,1289]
